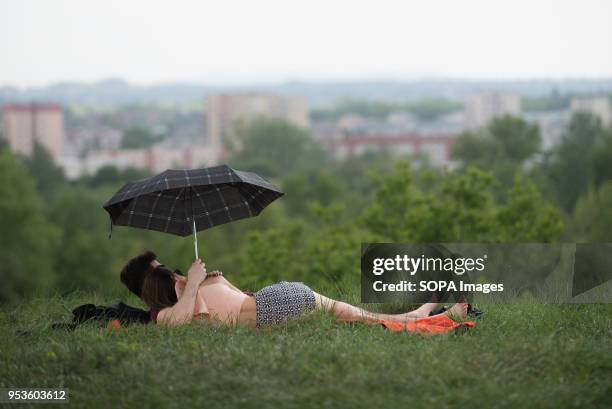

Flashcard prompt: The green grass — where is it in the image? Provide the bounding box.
[1,295,611,409]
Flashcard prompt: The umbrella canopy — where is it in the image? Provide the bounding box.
[103,165,283,257]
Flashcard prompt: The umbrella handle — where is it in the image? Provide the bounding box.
[193,219,199,260]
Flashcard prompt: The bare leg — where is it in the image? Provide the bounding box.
[400,303,439,319]
[404,294,469,320]
[314,292,415,324]
[314,292,467,325]
[400,293,440,319]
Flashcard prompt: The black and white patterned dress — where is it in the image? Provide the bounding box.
[254,281,316,327]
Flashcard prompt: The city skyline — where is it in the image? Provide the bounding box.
[2,0,612,87]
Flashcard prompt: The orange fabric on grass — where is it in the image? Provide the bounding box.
[379,314,476,335]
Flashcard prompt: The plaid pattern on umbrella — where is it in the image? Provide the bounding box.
[103,165,284,237]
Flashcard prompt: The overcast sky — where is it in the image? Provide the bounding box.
[1,0,611,87]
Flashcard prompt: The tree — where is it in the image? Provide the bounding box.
[572,181,612,242]
[239,161,564,292]
[85,165,151,189]
[121,127,161,149]
[406,98,462,121]
[593,129,612,188]
[47,188,117,293]
[310,98,461,121]
[544,112,605,212]
[522,91,570,112]
[496,176,565,242]
[21,142,67,202]
[488,116,541,162]
[239,206,377,290]
[451,130,505,169]
[361,161,563,243]
[0,151,60,303]
[227,118,329,178]
[281,168,346,218]
[452,115,541,197]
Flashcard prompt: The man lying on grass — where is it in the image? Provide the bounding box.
[120,251,468,327]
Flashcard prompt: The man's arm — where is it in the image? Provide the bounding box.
[158,260,207,326]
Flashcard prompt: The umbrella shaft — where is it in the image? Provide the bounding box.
[193,219,199,259]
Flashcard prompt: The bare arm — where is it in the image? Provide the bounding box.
[158,259,207,326]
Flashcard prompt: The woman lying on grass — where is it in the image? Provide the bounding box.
[120,251,468,327]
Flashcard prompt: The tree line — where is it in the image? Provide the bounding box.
[0,111,610,303]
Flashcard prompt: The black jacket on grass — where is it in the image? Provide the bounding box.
[50,302,151,331]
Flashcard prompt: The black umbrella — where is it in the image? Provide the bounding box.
[103,165,284,258]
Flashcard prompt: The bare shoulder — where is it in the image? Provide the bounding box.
[156,307,172,325]
[157,307,210,326]
[157,307,192,326]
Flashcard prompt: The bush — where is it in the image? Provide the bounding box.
[0,151,60,303]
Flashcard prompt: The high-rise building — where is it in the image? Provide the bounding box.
[1,103,65,160]
[570,96,612,127]
[206,93,309,147]
[464,92,521,130]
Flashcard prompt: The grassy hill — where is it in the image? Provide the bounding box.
[1,295,610,408]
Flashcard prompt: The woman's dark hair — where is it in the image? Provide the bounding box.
[140,265,178,311]
[120,250,157,297]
